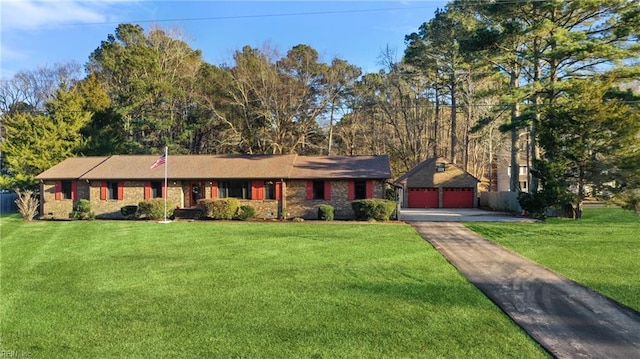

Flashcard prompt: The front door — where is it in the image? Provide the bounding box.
[190,182,204,207]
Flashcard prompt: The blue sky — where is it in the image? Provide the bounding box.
[0,1,447,79]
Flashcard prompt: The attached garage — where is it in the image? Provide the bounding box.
[408,188,438,208]
[395,157,480,209]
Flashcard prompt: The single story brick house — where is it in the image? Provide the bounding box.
[394,157,480,208]
[35,154,391,220]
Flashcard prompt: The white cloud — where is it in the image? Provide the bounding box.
[0,42,27,61]
[1,1,117,30]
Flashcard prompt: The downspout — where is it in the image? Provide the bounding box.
[39,180,45,219]
[280,179,287,220]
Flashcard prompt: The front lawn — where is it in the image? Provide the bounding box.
[0,216,547,358]
[465,208,640,311]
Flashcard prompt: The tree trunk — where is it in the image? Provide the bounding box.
[450,75,457,163]
[327,100,335,155]
[433,85,440,158]
[530,42,542,194]
[510,68,520,192]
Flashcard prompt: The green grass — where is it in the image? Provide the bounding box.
[465,208,640,311]
[1,215,547,358]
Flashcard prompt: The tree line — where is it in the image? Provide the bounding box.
[2,0,639,213]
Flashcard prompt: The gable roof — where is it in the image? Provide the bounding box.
[36,154,391,181]
[35,157,109,180]
[79,154,299,180]
[290,155,391,179]
[395,157,480,187]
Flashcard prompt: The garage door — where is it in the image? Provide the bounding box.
[443,188,474,208]
[408,188,438,208]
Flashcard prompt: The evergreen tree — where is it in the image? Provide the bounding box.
[87,24,203,154]
[76,74,128,155]
[460,0,640,193]
[0,86,91,189]
[536,79,640,214]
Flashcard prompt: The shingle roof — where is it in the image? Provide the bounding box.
[35,157,109,180]
[394,157,480,187]
[36,154,391,180]
[395,157,439,184]
[79,154,299,180]
[290,155,391,179]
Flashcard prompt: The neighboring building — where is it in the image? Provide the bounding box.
[494,156,530,192]
[35,154,391,220]
[492,132,531,192]
[394,157,480,208]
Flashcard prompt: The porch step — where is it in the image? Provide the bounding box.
[173,208,203,220]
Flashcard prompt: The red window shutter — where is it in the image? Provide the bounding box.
[324,181,331,200]
[366,180,373,198]
[162,183,167,199]
[211,181,218,199]
[117,181,124,200]
[71,181,78,200]
[306,181,313,200]
[100,181,107,200]
[55,181,62,200]
[275,181,282,201]
[144,181,151,200]
[348,181,355,200]
[252,180,264,200]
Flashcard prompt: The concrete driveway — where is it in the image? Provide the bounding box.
[399,208,537,222]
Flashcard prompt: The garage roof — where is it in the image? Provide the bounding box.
[395,157,480,187]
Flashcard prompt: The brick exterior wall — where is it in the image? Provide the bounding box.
[91,181,185,219]
[180,181,281,219]
[285,179,386,219]
[40,179,387,220]
[40,180,88,219]
[91,181,141,218]
[40,180,185,219]
[237,200,281,219]
[405,164,479,188]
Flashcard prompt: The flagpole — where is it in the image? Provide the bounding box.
[163,146,168,222]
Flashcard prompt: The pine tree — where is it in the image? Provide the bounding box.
[536,79,640,215]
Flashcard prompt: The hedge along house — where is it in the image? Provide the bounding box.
[35,154,391,220]
[394,157,480,209]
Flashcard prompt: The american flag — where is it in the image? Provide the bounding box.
[150,153,166,169]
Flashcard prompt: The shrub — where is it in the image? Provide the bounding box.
[197,199,215,217]
[14,189,39,222]
[318,204,334,221]
[616,189,640,215]
[70,199,95,220]
[138,199,174,220]
[236,205,256,221]
[385,188,398,201]
[351,199,396,221]
[517,192,547,219]
[120,205,138,219]
[198,198,240,220]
